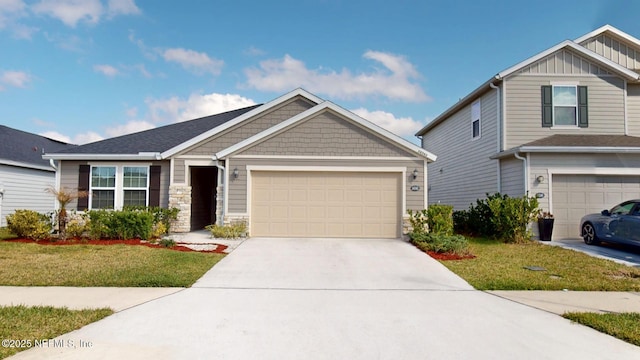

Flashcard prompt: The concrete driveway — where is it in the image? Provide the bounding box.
[11,238,640,359]
[551,238,640,267]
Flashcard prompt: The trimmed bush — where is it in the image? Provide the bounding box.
[426,204,454,235]
[6,210,52,241]
[87,209,154,240]
[125,206,179,234]
[205,222,247,239]
[411,232,469,255]
[487,194,539,243]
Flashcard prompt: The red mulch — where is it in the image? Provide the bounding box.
[5,238,228,254]
[425,250,476,261]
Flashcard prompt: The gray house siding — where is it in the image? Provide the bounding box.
[227,158,425,214]
[422,89,499,210]
[579,33,640,71]
[516,49,612,76]
[0,165,56,226]
[504,73,626,149]
[499,157,525,197]
[59,160,170,210]
[627,84,640,136]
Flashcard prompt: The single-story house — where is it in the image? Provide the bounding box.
[0,125,76,226]
[44,89,436,238]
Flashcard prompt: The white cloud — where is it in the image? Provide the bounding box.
[162,48,224,76]
[244,46,265,56]
[0,0,26,27]
[39,130,103,144]
[1,70,31,88]
[93,64,119,77]
[351,108,424,139]
[32,0,103,27]
[244,51,430,102]
[40,131,70,143]
[106,0,140,17]
[146,92,256,123]
[104,120,154,137]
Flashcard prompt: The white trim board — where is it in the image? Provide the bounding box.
[232,155,423,161]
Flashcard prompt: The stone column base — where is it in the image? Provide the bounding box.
[169,185,192,233]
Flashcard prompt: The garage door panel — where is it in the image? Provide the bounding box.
[251,171,400,238]
[552,174,640,239]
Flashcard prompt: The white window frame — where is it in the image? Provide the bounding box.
[122,166,150,208]
[471,100,481,139]
[89,164,150,210]
[552,85,578,128]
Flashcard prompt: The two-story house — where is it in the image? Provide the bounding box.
[417,25,640,240]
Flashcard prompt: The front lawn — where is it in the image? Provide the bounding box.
[563,312,640,347]
[439,237,640,291]
[0,241,224,287]
[0,305,113,359]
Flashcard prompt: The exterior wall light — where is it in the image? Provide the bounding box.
[412,169,419,180]
[536,175,544,183]
[233,167,239,179]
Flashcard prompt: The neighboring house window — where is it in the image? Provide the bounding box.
[471,100,481,139]
[89,165,149,209]
[91,166,116,209]
[541,85,588,128]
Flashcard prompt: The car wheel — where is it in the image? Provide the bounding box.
[582,223,599,245]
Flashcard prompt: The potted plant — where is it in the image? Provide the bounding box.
[537,211,554,241]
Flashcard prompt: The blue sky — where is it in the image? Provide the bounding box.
[1,0,639,145]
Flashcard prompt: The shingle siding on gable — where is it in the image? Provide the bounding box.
[504,73,625,149]
[240,111,414,158]
[180,98,315,157]
[580,33,640,71]
[421,89,498,210]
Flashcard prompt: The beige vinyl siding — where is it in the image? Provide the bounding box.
[59,160,170,210]
[180,97,315,157]
[517,49,612,75]
[227,158,425,214]
[499,157,525,197]
[628,84,640,136]
[173,159,186,184]
[580,33,640,71]
[504,73,625,149]
[242,110,413,158]
[0,165,56,227]
[421,89,499,210]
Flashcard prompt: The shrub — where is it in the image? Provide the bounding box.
[87,209,154,240]
[6,210,52,241]
[452,210,471,234]
[487,194,539,243]
[158,238,176,248]
[45,186,88,240]
[125,206,179,233]
[407,209,428,236]
[426,204,454,235]
[410,232,469,255]
[205,222,247,239]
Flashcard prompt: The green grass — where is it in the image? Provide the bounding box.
[0,305,113,359]
[563,312,640,347]
[439,237,640,291]
[0,241,224,287]
[0,228,16,241]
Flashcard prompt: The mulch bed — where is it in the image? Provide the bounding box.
[5,238,228,254]
[425,250,476,261]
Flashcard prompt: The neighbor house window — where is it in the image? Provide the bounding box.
[541,85,588,128]
[471,100,481,139]
[89,165,150,209]
[91,166,116,209]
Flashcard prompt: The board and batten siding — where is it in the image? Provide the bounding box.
[226,158,425,214]
[504,73,626,149]
[0,165,56,227]
[627,84,640,136]
[58,160,171,210]
[517,49,613,76]
[421,89,499,210]
[579,33,640,71]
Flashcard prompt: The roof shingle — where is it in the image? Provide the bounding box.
[0,125,76,168]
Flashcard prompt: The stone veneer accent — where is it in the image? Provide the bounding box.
[215,184,224,225]
[401,215,412,241]
[169,185,192,233]
[224,215,249,236]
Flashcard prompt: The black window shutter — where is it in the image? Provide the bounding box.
[578,86,588,128]
[149,165,161,207]
[541,85,553,127]
[77,164,90,210]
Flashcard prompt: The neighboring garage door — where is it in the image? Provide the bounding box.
[251,171,401,238]
[552,174,640,239]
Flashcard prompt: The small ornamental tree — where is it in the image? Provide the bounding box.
[45,186,88,240]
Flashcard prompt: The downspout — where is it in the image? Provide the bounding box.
[624,79,629,135]
[49,159,61,212]
[514,152,528,194]
[489,82,501,193]
[213,158,225,225]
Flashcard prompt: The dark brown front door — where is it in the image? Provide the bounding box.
[190,167,217,230]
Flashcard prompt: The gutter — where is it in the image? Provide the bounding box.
[489,82,501,193]
[514,152,528,194]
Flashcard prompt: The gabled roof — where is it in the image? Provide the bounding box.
[416,25,640,137]
[0,125,75,171]
[44,88,324,161]
[215,101,437,162]
[491,135,640,159]
[574,24,640,49]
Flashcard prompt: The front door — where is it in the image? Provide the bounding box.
[190,167,217,230]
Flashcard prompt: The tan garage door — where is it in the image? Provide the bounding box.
[251,171,401,238]
[552,174,640,239]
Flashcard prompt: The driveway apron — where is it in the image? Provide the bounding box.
[10,238,640,360]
